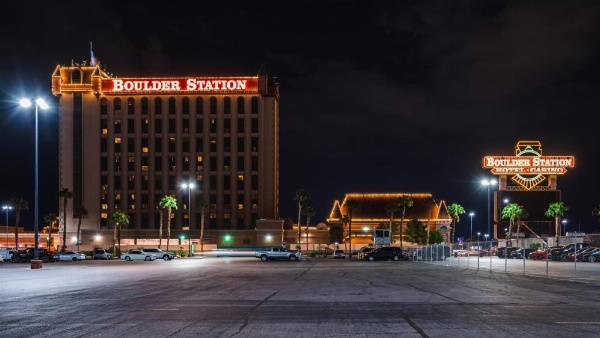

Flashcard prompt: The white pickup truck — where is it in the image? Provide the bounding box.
[255,247,301,262]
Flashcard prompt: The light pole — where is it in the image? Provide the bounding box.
[20,98,48,261]
[181,182,195,256]
[477,232,481,244]
[469,212,474,244]
[562,219,567,237]
[481,179,497,241]
[2,205,13,247]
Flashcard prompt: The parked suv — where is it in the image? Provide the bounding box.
[496,247,520,259]
[142,248,175,260]
[93,249,113,260]
[551,243,592,261]
[11,248,55,263]
[363,247,403,261]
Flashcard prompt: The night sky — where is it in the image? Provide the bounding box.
[1,1,599,237]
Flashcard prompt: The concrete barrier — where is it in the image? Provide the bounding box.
[30,260,42,269]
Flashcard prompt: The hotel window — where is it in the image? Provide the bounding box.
[114,156,121,171]
[114,176,121,190]
[210,118,217,134]
[237,97,244,114]
[154,98,162,115]
[197,155,203,171]
[237,174,244,190]
[183,156,190,172]
[224,97,231,114]
[196,174,203,182]
[196,118,203,134]
[169,118,176,134]
[237,119,244,133]
[210,97,217,114]
[183,137,189,153]
[142,118,149,134]
[101,98,108,115]
[101,139,107,153]
[209,138,217,152]
[169,137,176,153]
[141,98,149,115]
[251,156,258,171]
[224,156,230,172]
[169,156,176,171]
[237,138,244,152]
[196,137,203,152]
[154,177,162,191]
[128,175,135,190]
[183,97,190,115]
[127,98,135,115]
[128,156,135,171]
[155,117,162,133]
[114,98,122,116]
[210,157,216,170]
[142,175,149,189]
[141,156,149,170]
[168,175,176,190]
[101,157,107,171]
[237,157,244,171]
[224,118,230,133]
[128,119,134,134]
[183,118,189,133]
[251,137,258,152]
[101,119,108,135]
[251,118,258,133]
[251,97,259,114]
[114,137,122,153]
[168,97,176,114]
[251,175,258,190]
[142,138,149,153]
[224,138,231,153]
[155,138,162,152]
[224,175,231,190]
[128,138,135,153]
[114,119,121,134]
[71,70,81,83]
[196,97,204,114]
[210,175,216,188]
[154,156,162,171]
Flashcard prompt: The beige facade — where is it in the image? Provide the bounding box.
[52,63,279,242]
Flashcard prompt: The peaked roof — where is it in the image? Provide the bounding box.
[327,193,450,222]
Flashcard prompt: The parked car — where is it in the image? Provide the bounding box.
[550,243,592,261]
[582,249,600,263]
[0,248,17,261]
[93,249,114,260]
[363,247,403,261]
[141,248,175,260]
[508,248,535,259]
[529,250,551,260]
[566,247,597,262]
[11,248,56,263]
[496,247,520,259]
[120,250,156,261]
[357,246,374,259]
[333,249,345,259]
[56,251,86,261]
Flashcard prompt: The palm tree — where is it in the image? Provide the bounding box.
[59,188,74,252]
[293,189,309,252]
[423,196,437,245]
[111,211,130,257]
[447,203,465,243]
[156,204,164,248]
[196,198,209,255]
[44,213,58,250]
[386,201,400,244]
[303,204,315,252]
[398,195,413,248]
[73,206,88,251]
[159,195,178,252]
[339,215,350,254]
[545,202,569,245]
[10,197,28,248]
[592,205,600,232]
[344,198,359,258]
[501,203,527,246]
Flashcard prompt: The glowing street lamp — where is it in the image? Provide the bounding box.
[562,219,567,237]
[481,178,497,240]
[20,98,49,261]
[181,182,195,256]
[2,205,13,246]
[469,212,474,243]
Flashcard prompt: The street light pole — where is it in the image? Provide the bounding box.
[181,182,195,257]
[562,219,567,237]
[2,205,13,247]
[481,179,497,242]
[20,98,48,261]
[469,212,474,244]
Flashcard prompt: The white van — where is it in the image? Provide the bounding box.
[0,248,16,261]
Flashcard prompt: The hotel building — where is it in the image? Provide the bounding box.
[52,61,279,245]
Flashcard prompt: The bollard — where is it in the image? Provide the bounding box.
[31,260,43,269]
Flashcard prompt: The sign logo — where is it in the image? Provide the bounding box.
[482,141,575,189]
[101,77,259,94]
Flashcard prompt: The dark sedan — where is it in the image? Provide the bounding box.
[363,247,403,261]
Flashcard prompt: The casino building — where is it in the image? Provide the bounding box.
[51,60,279,245]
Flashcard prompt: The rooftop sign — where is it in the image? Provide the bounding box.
[101,77,259,94]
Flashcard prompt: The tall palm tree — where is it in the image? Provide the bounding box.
[398,195,413,248]
[501,203,527,246]
[196,198,209,255]
[293,189,309,252]
[423,196,437,245]
[339,215,350,254]
[10,197,28,248]
[44,213,58,250]
[157,204,164,248]
[159,195,178,252]
[447,203,465,243]
[73,206,88,251]
[59,188,74,252]
[111,211,130,257]
[303,204,315,252]
[545,202,569,245]
[386,201,400,244]
[344,198,359,258]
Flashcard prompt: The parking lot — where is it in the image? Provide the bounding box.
[2,256,600,337]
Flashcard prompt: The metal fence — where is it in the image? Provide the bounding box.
[405,242,600,284]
